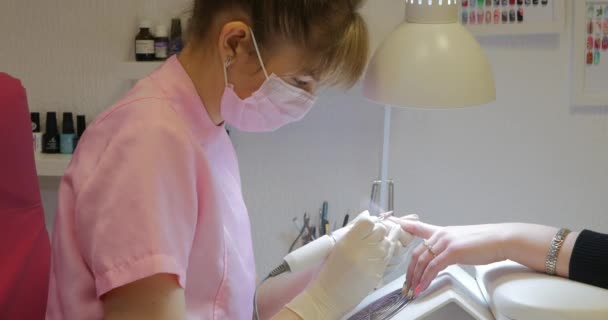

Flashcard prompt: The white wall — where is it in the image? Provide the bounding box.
[3,1,607,317]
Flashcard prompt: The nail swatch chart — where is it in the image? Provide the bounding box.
[585,2,608,67]
[460,0,554,27]
[583,1,608,96]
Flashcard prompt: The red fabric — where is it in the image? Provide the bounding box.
[0,73,51,320]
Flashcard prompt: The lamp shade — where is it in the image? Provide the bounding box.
[363,0,496,108]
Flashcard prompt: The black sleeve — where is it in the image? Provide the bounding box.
[569,230,608,289]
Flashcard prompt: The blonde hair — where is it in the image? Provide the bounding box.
[189,0,369,88]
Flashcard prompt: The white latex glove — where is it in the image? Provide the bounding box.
[286,216,392,320]
[381,214,419,276]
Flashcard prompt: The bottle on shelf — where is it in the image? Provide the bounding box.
[60,112,76,154]
[135,20,156,62]
[74,115,86,150]
[43,112,60,154]
[155,25,169,61]
[31,112,42,154]
[169,18,184,57]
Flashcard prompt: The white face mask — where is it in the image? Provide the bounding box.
[219,28,317,133]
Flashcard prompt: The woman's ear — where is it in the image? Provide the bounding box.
[218,22,253,64]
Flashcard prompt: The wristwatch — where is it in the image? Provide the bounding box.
[545,228,571,276]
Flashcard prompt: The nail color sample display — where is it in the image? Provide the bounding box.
[586,2,608,67]
[459,0,559,25]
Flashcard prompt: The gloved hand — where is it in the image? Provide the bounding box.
[286,216,392,320]
[381,214,419,277]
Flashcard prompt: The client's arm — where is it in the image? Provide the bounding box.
[391,218,608,295]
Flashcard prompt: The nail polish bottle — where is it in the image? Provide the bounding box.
[462,0,469,7]
[594,50,600,65]
[31,112,42,154]
[43,112,60,154]
[462,11,469,24]
[517,8,524,22]
[509,9,516,23]
[517,0,523,5]
[494,0,500,7]
[502,10,508,23]
[541,0,548,5]
[486,10,492,24]
[74,115,86,150]
[587,51,594,65]
[479,0,485,7]
[486,0,492,6]
[477,10,484,24]
[60,112,76,154]
[533,0,539,6]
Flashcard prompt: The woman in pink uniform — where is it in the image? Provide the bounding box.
[47,1,399,319]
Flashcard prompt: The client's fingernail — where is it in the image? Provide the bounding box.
[406,288,415,300]
[401,282,409,297]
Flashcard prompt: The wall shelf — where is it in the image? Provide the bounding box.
[117,61,163,80]
[35,154,71,177]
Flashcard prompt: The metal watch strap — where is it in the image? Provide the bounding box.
[545,228,571,275]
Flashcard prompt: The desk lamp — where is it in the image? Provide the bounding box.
[363,0,496,213]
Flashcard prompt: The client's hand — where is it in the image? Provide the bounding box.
[286,216,392,320]
[390,219,508,295]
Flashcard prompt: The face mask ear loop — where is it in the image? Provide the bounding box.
[223,56,233,87]
[249,27,269,80]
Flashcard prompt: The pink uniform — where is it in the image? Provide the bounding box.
[46,56,256,319]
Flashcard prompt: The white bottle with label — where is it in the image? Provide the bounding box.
[155,25,169,61]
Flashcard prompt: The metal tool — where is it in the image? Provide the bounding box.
[370,180,395,216]
[348,288,413,320]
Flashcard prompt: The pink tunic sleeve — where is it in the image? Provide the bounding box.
[73,104,199,297]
